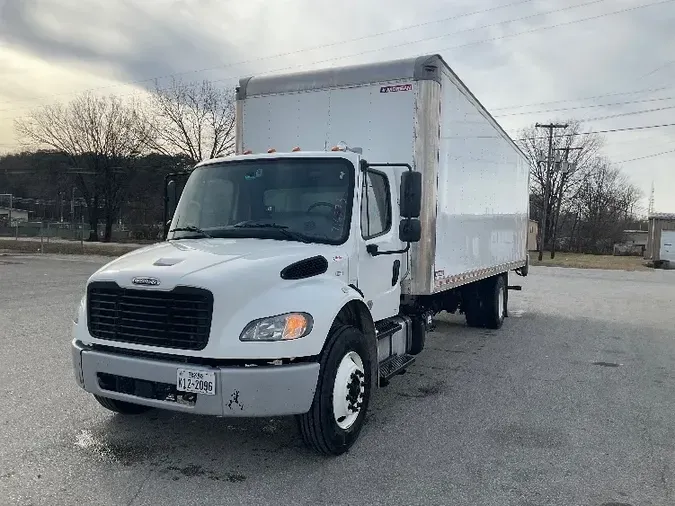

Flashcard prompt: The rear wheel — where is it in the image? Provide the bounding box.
[93,395,151,415]
[464,274,507,329]
[483,275,507,329]
[298,325,373,456]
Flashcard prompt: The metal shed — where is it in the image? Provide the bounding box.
[646,213,675,268]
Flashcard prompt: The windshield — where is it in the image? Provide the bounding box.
[169,157,355,245]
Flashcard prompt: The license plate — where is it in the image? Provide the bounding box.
[176,368,216,396]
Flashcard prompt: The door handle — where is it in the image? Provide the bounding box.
[392,260,401,286]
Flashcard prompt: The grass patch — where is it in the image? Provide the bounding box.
[0,239,141,257]
[530,251,649,271]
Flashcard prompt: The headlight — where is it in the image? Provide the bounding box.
[73,296,85,324]
[239,313,313,342]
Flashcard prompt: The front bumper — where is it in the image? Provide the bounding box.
[71,340,320,417]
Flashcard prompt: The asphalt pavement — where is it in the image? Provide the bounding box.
[1,255,674,506]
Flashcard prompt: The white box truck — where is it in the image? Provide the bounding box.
[71,54,530,455]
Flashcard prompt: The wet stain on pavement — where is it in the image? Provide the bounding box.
[162,464,247,483]
[489,424,567,449]
[397,381,446,399]
[74,429,155,466]
[592,361,622,367]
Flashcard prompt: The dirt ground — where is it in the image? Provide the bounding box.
[530,251,649,271]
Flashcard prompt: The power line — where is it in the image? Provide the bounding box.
[616,148,675,164]
[491,85,674,111]
[638,59,675,80]
[437,0,675,54]
[7,0,673,122]
[578,104,675,122]
[0,0,640,113]
[494,96,675,117]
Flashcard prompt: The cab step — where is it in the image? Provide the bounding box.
[379,354,416,386]
[375,319,403,339]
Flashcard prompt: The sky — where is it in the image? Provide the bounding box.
[0,0,674,212]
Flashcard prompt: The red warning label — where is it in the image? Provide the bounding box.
[380,84,413,93]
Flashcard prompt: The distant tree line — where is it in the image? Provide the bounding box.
[518,121,643,256]
[3,79,234,241]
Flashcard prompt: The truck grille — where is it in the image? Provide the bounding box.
[86,282,213,350]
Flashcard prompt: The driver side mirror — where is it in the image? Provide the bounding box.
[166,179,178,220]
[400,171,422,218]
[399,171,422,243]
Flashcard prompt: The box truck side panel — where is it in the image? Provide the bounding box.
[433,68,529,292]
[240,82,416,166]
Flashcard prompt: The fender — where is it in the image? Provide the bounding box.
[204,275,374,360]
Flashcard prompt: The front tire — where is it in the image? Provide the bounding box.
[93,395,151,414]
[298,325,373,456]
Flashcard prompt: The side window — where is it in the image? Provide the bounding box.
[361,171,392,239]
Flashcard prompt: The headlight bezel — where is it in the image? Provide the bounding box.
[73,295,86,324]
[239,312,313,342]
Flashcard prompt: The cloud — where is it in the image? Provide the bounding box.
[0,0,673,210]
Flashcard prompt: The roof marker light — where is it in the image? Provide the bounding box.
[292,146,301,152]
[243,150,253,155]
[267,148,277,153]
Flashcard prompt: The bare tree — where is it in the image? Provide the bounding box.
[15,93,152,241]
[518,121,603,257]
[146,78,235,164]
[568,159,642,253]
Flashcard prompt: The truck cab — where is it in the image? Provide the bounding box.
[72,147,423,456]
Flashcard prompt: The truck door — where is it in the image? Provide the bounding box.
[357,168,404,322]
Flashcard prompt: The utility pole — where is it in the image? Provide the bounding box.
[535,123,568,261]
[550,146,582,259]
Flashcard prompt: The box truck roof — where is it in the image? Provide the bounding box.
[196,150,360,168]
[236,53,526,161]
[236,54,442,100]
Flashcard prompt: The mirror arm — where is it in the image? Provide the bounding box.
[367,242,411,257]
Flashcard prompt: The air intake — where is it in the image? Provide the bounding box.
[280,256,329,280]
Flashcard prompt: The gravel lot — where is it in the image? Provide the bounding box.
[1,255,674,506]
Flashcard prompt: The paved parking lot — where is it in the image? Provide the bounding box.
[1,254,674,506]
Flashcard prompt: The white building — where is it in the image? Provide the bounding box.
[0,207,29,223]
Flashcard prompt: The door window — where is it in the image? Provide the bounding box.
[361,171,392,239]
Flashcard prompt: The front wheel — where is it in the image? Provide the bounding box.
[298,325,373,456]
[93,395,151,415]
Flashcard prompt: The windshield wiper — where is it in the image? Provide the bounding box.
[168,225,213,239]
[233,223,311,243]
